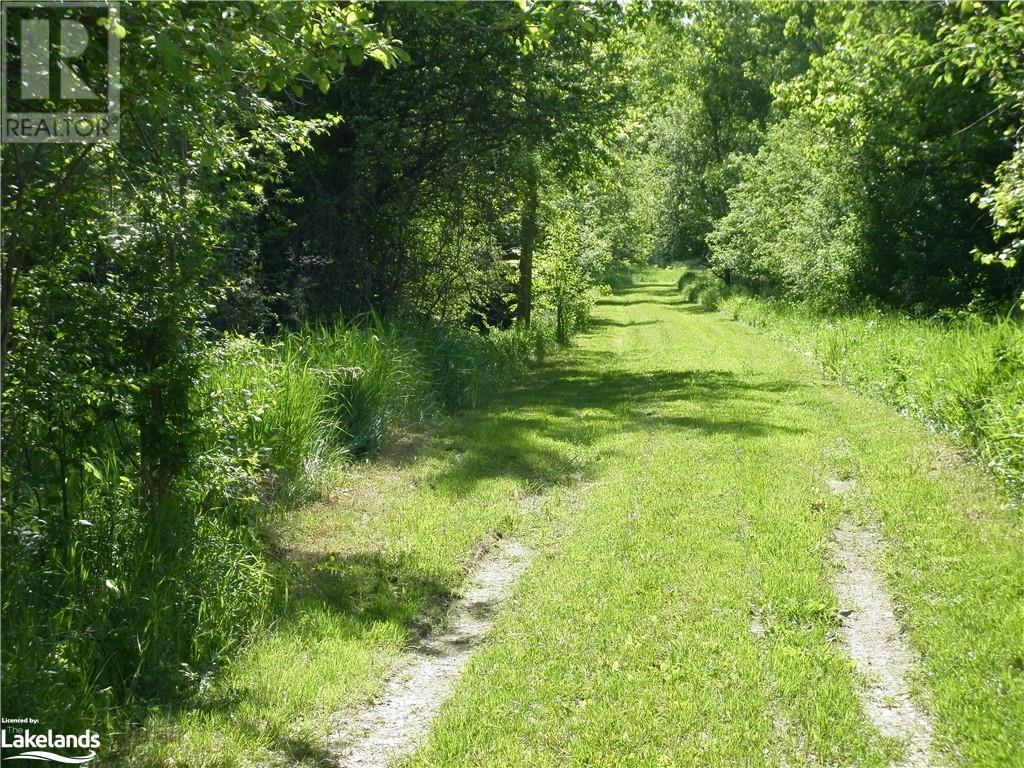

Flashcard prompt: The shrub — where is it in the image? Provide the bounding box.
[707,115,869,311]
[676,267,733,309]
[0,314,542,735]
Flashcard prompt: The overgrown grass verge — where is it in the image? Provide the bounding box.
[1,317,547,745]
[118,336,586,767]
[674,266,1024,499]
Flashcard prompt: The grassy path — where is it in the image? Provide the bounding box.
[134,268,1022,768]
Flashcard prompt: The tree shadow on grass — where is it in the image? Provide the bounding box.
[602,284,675,295]
[653,415,807,437]
[428,354,807,495]
[587,317,661,329]
[595,297,687,307]
[127,284,808,767]
[261,285,803,762]
[127,550,457,767]
[285,550,455,633]
[278,737,341,768]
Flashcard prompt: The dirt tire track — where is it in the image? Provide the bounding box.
[831,520,939,768]
[329,537,533,768]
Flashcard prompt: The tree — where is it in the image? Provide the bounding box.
[499,2,627,325]
[935,0,1024,286]
[247,2,626,330]
[1,0,402,721]
[632,1,822,263]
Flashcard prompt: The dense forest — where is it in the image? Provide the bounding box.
[1,0,1022,757]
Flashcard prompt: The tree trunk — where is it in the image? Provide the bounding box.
[517,158,539,326]
[1,250,19,386]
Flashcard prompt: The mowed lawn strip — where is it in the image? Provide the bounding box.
[405,269,1022,768]
[838,407,1024,765]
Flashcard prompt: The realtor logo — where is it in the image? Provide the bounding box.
[1,1,120,143]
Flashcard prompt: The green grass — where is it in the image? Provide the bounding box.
[202,318,543,499]
[122,267,1022,767]
[717,293,1024,500]
[675,265,1023,499]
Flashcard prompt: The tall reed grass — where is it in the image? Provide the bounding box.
[1,316,544,738]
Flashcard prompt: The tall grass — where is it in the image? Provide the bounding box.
[194,318,543,514]
[1,316,544,740]
[674,266,1023,499]
[677,267,730,310]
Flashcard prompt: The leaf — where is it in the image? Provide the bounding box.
[83,460,103,480]
[368,48,392,68]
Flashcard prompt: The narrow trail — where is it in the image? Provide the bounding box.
[159,270,1020,768]
[317,272,1021,768]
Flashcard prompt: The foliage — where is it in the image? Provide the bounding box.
[5,0,1024,750]
[703,2,1022,309]
[1,310,541,733]
[247,1,626,330]
[624,2,822,263]
[676,266,731,311]
[708,114,869,310]
[0,0,563,735]
[532,190,612,343]
[936,0,1024,273]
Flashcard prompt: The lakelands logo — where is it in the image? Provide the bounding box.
[1,1,121,143]
[1,722,99,764]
